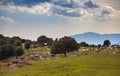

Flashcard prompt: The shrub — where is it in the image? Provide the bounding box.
[0,44,15,60]
[15,47,24,58]
[24,41,30,50]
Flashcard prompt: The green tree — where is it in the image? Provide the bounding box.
[0,44,15,60]
[0,38,6,46]
[79,42,89,47]
[0,34,6,46]
[15,47,24,59]
[0,34,4,39]
[103,40,111,47]
[9,36,21,45]
[51,36,79,57]
[55,38,58,42]
[15,41,22,47]
[98,44,102,47]
[37,35,53,46]
[24,41,30,51]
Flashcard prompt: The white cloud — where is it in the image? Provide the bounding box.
[0,0,120,22]
[16,2,52,15]
[0,2,52,15]
[91,6,120,21]
[0,16,15,23]
[0,4,16,12]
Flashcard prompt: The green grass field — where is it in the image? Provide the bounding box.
[0,47,120,76]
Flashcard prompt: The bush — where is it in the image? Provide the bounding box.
[15,47,24,58]
[0,44,15,60]
[24,41,30,50]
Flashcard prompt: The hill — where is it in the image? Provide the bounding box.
[71,32,120,45]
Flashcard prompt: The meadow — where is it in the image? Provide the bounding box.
[0,46,120,76]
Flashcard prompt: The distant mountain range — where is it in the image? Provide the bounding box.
[71,32,120,45]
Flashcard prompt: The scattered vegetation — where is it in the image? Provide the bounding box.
[0,34,120,76]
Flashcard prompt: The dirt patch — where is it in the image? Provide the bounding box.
[7,58,31,67]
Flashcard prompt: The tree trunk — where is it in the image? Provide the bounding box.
[92,45,95,51]
[63,52,67,57]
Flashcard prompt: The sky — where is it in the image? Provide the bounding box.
[0,0,120,40]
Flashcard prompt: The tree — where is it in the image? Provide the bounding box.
[15,41,22,47]
[0,44,15,60]
[0,34,6,46]
[103,40,111,47]
[21,39,26,43]
[9,36,21,45]
[0,38,6,46]
[55,38,58,42]
[51,36,79,57]
[79,42,89,47]
[98,44,102,47]
[37,35,53,46]
[0,35,25,60]
[24,41,30,51]
[0,34,4,39]
[15,47,24,59]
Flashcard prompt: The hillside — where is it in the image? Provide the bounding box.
[71,32,120,45]
[0,47,120,76]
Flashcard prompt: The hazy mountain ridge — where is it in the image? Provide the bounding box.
[71,32,120,45]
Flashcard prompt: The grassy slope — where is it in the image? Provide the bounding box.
[0,55,120,76]
[0,47,120,76]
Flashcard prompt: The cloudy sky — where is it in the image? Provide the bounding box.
[0,0,120,40]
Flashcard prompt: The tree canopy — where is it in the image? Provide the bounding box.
[0,44,15,60]
[0,34,24,60]
[103,40,111,47]
[24,41,31,50]
[79,42,89,47]
[51,36,79,57]
[15,47,24,58]
[37,35,53,46]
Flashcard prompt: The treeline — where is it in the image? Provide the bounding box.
[79,40,111,47]
[0,34,119,60]
[0,34,31,60]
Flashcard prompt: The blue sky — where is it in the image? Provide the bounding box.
[0,0,120,40]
